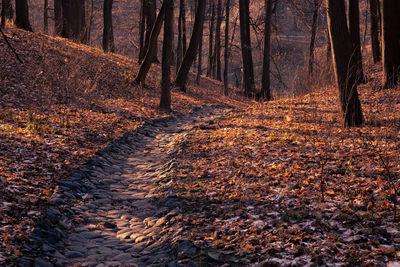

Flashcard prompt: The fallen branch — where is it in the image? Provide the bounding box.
[0,28,23,63]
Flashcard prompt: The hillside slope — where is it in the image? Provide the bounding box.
[0,27,246,264]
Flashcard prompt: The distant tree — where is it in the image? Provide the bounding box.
[135,2,166,84]
[160,0,174,110]
[196,12,204,85]
[214,0,222,80]
[1,0,13,27]
[369,0,381,63]
[1,0,13,29]
[239,0,256,96]
[177,0,187,72]
[15,0,33,31]
[139,0,157,63]
[347,0,364,83]
[382,0,400,88]
[308,0,322,87]
[61,0,87,43]
[326,0,363,127]
[260,0,273,100]
[175,0,206,92]
[223,0,231,95]
[54,0,62,35]
[103,0,115,52]
[207,0,215,77]
[43,0,49,33]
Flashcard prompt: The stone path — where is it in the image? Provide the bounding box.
[19,105,229,267]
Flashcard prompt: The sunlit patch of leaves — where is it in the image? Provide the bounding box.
[171,82,400,265]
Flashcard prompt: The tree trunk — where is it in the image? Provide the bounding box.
[139,0,157,63]
[207,1,215,77]
[326,0,363,127]
[54,0,62,35]
[103,0,114,52]
[347,0,364,83]
[177,0,187,72]
[196,14,204,85]
[261,0,273,100]
[223,0,231,95]
[134,2,166,84]
[160,0,174,111]
[175,0,206,91]
[15,0,33,31]
[239,0,256,96]
[139,0,146,62]
[61,0,86,43]
[1,0,13,28]
[369,0,381,63]
[43,0,49,33]
[214,0,222,80]
[308,0,321,87]
[382,0,400,88]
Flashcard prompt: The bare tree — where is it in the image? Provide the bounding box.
[239,0,256,96]
[308,0,322,87]
[261,0,273,100]
[207,0,215,77]
[347,0,364,83]
[214,0,222,80]
[54,0,62,35]
[382,0,400,88]
[177,0,187,72]
[175,0,206,91]
[134,2,166,84]
[103,0,115,52]
[160,0,174,111]
[15,0,33,31]
[61,0,87,43]
[223,0,231,94]
[369,0,381,63]
[326,0,363,127]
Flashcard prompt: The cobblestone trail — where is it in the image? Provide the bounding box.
[19,105,229,267]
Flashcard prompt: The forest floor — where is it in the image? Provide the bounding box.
[1,27,400,266]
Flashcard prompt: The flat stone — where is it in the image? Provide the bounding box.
[65,250,84,258]
[34,258,53,267]
[111,253,134,262]
[81,232,102,239]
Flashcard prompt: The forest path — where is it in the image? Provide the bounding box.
[19,105,231,267]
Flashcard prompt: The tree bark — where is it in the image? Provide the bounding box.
[160,0,174,111]
[61,0,87,43]
[1,0,13,28]
[43,0,49,33]
[308,0,321,87]
[326,0,363,127]
[103,0,115,52]
[139,0,146,62]
[382,0,400,88]
[261,0,273,101]
[223,0,231,95]
[207,0,215,77]
[54,0,62,35]
[15,0,33,31]
[196,14,204,85]
[177,0,187,72]
[175,0,206,91]
[134,2,166,84]
[239,0,256,96]
[214,0,222,80]
[369,0,381,63]
[139,0,157,63]
[347,0,364,83]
